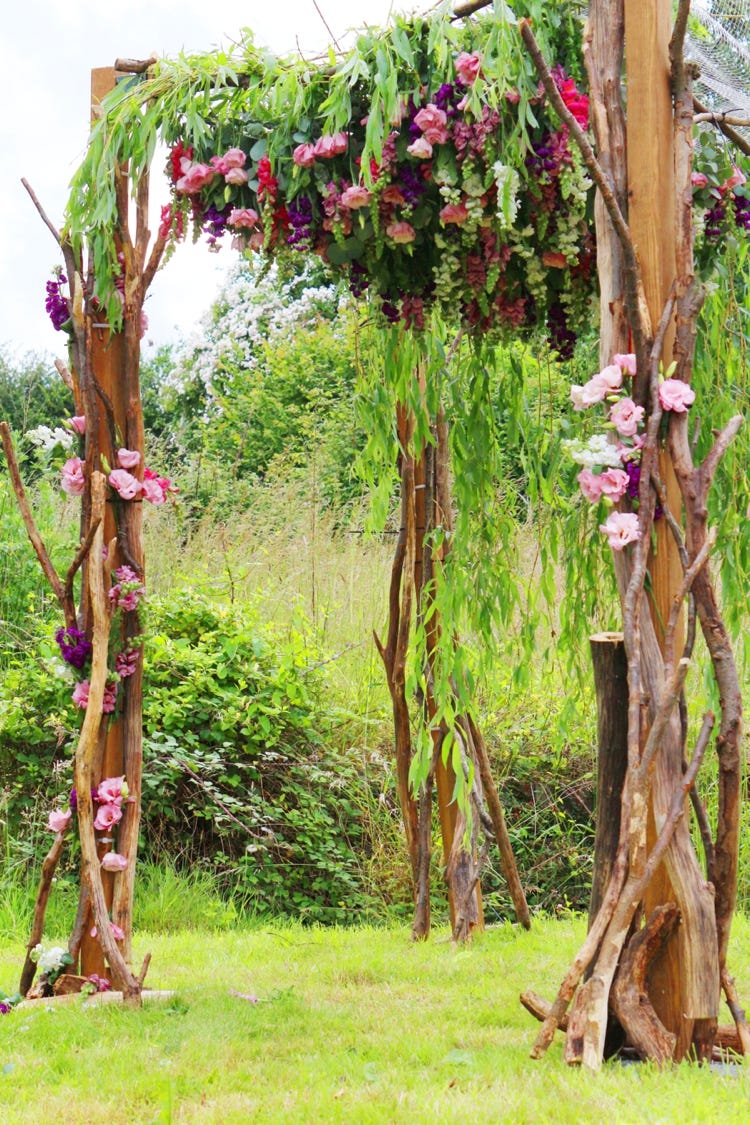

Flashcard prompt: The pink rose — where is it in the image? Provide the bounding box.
[381,185,406,205]
[610,397,645,437]
[455,51,482,86]
[228,208,260,230]
[108,469,142,500]
[292,143,316,167]
[225,167,248,186]
[600,511,641,550]
[340,185,372,210]
[72,680,90,709]
[407,136,433,159]
[48,808,72,834]
[68,415,86,434]
[414,104,449,145]
[117,448,141,470]
[94,802,123,832]
[175,163,215,194]
[61,457,85,496]
[439,203,469,225]
[612,353,637,377]
[386,221,416,245]
[101,852,129,872]
[658,378,696,413]
[222,148,246,169]
[722,166,746,192]
[97,776,127,806]
[313,135,338,160]
[691,172,709,189]
[330,132,349,155]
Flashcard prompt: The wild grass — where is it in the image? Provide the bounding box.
[0,916,749,1124]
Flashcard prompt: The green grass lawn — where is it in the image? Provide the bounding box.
[1,916,749,1124]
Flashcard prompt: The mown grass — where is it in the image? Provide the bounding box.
[1,915,749,1124]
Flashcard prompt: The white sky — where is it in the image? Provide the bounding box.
[0,1,406,363]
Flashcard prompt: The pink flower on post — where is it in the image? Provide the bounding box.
[90,922,125,941]
[61,457,85,496]
[48,808,72,834]
[577,469,606,502]
[612,353,637,377]
[97,776,127,806]
[571,366,623,410]
[600,511,641,551]
[386,221,416,245]
[340,185,372,210]
[439,203,470,225]
[313,135,338,160]
[658,378,696,413]
[109,469,142,500]
[610,397,645,438]
[225,167,248,186]
[598,469,630,501]
[101,852,129,872]
[330,132,349,155]
[455,51,482,86]
[72,680,90,709]
[691,172,709,189]
[68,415,86,434]
[117,448,141,470]
[102,682,119,714]
[292,143,316,167]
[94,802,123,832]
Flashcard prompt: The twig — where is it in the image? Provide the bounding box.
[64,519,103,609]
[693,94,750,157]
[19,832,68,996]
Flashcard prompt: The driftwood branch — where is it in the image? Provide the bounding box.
[693,95,750,157]
[19,832,68,995]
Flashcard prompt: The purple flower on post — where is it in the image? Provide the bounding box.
[56,627,92,670]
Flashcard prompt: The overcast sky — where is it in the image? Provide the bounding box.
[1,1,404,363]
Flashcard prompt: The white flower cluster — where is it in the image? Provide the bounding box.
[562,434,624,470]
[26,426,74,453]
[30,943,68,974]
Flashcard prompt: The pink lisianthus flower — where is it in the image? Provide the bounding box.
[116,448,141,470]
[386,221,416,244]
[597,468,630,501]
[94,802,123,831]
[48,808,72,834]
[571,366,623,410]
[142,466,177,504]
[313,134,338,160]
[406,136,433,159]
[222,147,247,169]
[329,132,348,155]
[108,469,142,500]
[228,207,260,230]
[292,142,316,167]
[68,415,86,434]
[175,163,215,194]
[72,680,90,709]
[455,51,482,86]
[101,852,128,872]
[577,468,607,502]
[340,185,372,210]
[439,203,470,225]
[225,167,248,186]
[90,921,125,941]
[61,457,85,496]
[658,378,696,413]
[610,397,645,438]
[414,104,449,145]
[97,776,127,806]
[612,353,637,377]
[600,511,641,550]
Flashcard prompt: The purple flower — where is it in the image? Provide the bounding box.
[45,273,69,331]
[0,1002,11,1015]
[55,627,92,670]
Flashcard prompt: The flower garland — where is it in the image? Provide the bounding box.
[564,354,696,549]
[160,49,595,357]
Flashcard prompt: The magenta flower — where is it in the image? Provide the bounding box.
[455,51,482,86]
[102,682,119,714]
[117,448,141,470]
[610,397,645,438]
[94,802,123,831]
[48,808,72,834]
[61,457,85,496]
[658,378,696,413]
[101,852,128,872]
[109,469,142,500]
[115,649,139,679]
[600,511,641,550]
